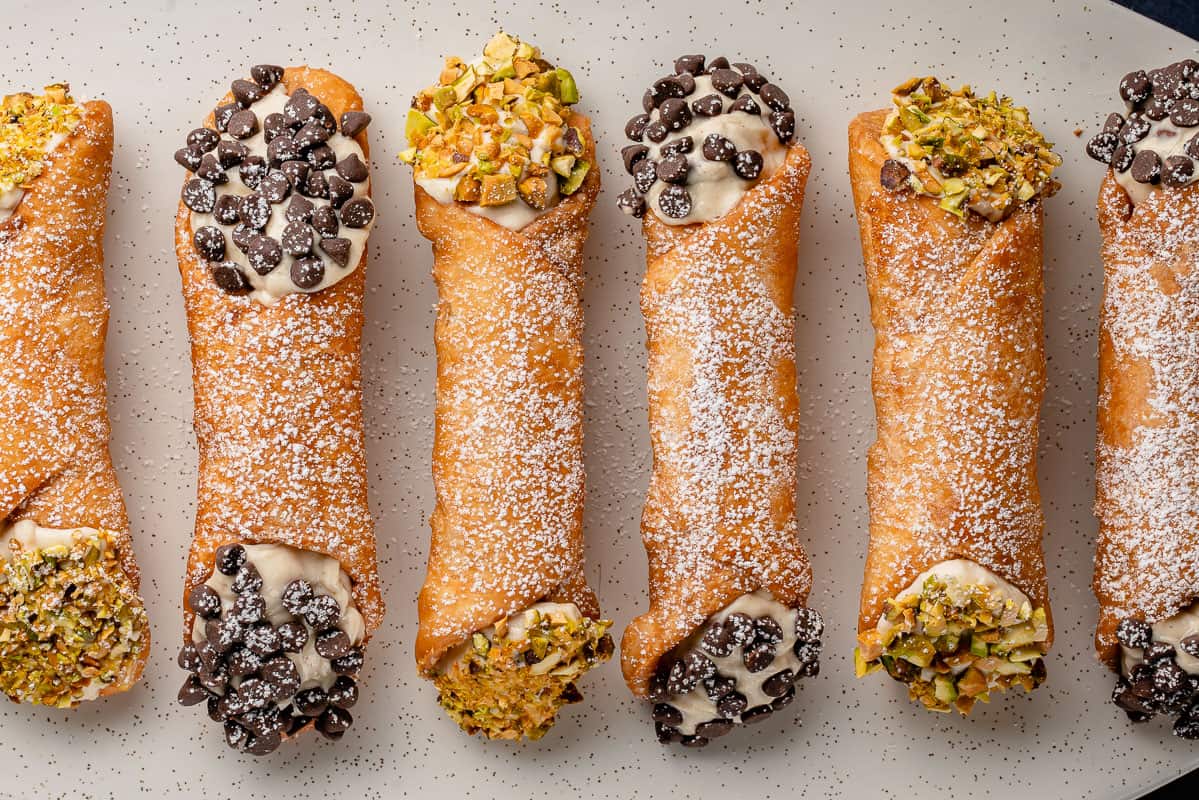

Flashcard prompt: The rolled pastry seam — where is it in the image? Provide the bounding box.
[405,32,611,741]
[1087,60,1199,738]
[850,77,1060,714]
[0,87,149,707]
[618,53,822,749]
[174,65,382,756]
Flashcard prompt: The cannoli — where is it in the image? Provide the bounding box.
[0,85,149,707]
[173,65,382,755]
[401,32,612,741]
[616,54,823,747]
[849,78,1060,713]
[1087,58,1199,738]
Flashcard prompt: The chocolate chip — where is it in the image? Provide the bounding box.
[652,703,683,726]
[261,655,301,690]
[196,640,220,673]
[316,707,352,740]
[195,154,227,184]
[217,140,248,169]
[1120,70,1152,105]
[730,94,761,115]
[793,640,821,667]
[1156,660,1187,694]
[741,704,774,724]
[294,687,328,716]
[284,88,320,123]
[238,154,268,189]
[280,160,310,190]
[193,225,226,262]
[653,76,688,102]
[320,237,352,268]
[771,685,797,709]
[198,664,229,694]
[656,154,689,184]
[227,109,259,139]
[251,64,283,90]
[661,136,694,156]
[279,220,313,256]
[181,178,216,213]
[328,174,355,207]
[758,83,789,112]
[632,159,657,193]
[732,150,764,180]
[232,79,265,107]
[327,676,358,709]
[645,120,669,143]
[1120,114,1152,144]
[658,185,692,219]
[642,89,660,114]
[178,644,202,672]
[762,669,795,697]
[311,205,339,237]
[675,55,705,75]
[1102,112,1126,135]
[1086,131,1120,164]
[241,621,280,657]
[707,56,730,73]
[330,648,364,676]
[206,694,225,722]
[246,234,282,275]
[293,121,329,152]
[701,619,736,657]
[308,144,336,170]
[1180,635,1199,658]
[282,579,314,614]
[1176,717,1199,739]
[215,618,247,652]
[267,134,300,166]
[769,109,796,144]
[315,628,352,659]
[710,68,743,98]
[340,197,374,228]
[717,690,747,718]
[794,607,824,642]
[187,127,219,153]
[702,133,737,162]
[242,706,285,738]
[1172,99,1199,127]
[655,720,681,743]
[1187,134,1199,160]
[238,193,272,229]
[1131,149,1162,184]
[226,646,264,677]
[188,584,222,617]
[232,563,263,595]
[743,640,776,672]
[695,719,734,739]
[337,111,370,138]
[263,112,288,143]
[178,675,209,706]
[175,146,203,171]
[616,188,646,218]
[1163,155,1196,188]
[336,153,369,183]
[291,255,325,289]
[726,613,756,645]
[278,621,308,652]
[1144,97,1173,121]
[285,194,314,224]
[1112,143,1135,173]
[676,73,697,95]
[214,102,239,133]
[703,674,735,700]
[215,544,246,575]
[692,94,724,117]
[622,144,650,174]
[626,115,651,143]
[1146,641,1178,663]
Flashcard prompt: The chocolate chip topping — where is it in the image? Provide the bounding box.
[732,150,764,180]
[880,158,911,191]
[339,110,371,138]
[193,226,226,262]
[1131,149,1162,184]
[340,197,374,228]
[616,188,646,218]
[227,109,259,139]
[175,147,202,171]
[209,261,249,294]
[658,185,692,219]
[319,237,352,268]
[702,133,737,162]
[182,178,216,214]
[232,78,265,107]
[656,154,690,185]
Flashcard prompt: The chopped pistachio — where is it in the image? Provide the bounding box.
[0,531,147,708]
[879,77,1061,222]
[855,573,1049,714]
[431,609,613,740]
[560,160,590,195]
[402,32,584,212]
[0,85,81,193]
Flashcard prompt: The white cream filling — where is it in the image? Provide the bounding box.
[666,590,802,737]
[189,85,374,305]
[1114,115,1199,205]
[0,520,132,701]
[415,108,563,231]
[190,543,364,698]
[1121,602,1199,677]
[643,75,785,226]
[0,129,71,223]
[434,600,582,675]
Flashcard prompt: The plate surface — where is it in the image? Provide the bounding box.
[0,1,1195,797]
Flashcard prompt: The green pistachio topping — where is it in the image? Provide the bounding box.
[0,531,148,708]
[0,84,81,193]
[880,76,1061,221]
[855,573,1049,714]
[400,32,590,211]
[431,606,613,740]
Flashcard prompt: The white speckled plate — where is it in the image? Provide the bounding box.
[0,1,1196,797]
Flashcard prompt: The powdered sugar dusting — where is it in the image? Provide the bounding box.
[621,144,813,696]
[1094,175,1199,665]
